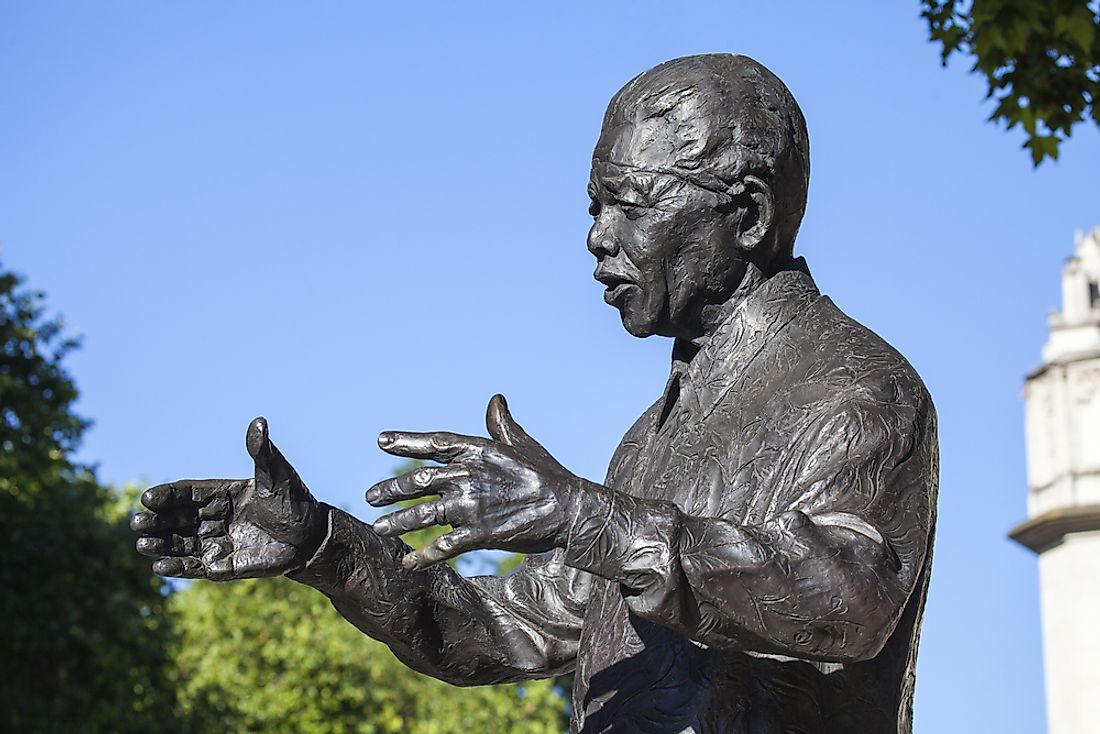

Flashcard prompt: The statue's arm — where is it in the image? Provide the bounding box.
[288,505,589,685]
[561,397,937,663]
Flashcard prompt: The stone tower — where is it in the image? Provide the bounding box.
[1012,228,1100,734]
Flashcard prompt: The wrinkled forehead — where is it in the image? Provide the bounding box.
[592,84,716,170]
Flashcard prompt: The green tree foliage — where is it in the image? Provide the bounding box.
[171,576,568,734]
[922,0,1100,165]
[0,269,181,732]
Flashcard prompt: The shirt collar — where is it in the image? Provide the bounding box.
[675,258,820,417]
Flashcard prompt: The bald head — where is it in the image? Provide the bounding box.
[594,54,810,259]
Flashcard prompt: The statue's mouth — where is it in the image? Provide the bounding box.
[594,265,638,306]
[594,266,634,290]
[603,282,636,306]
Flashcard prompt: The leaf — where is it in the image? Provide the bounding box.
[923,0,1099,167]
[1065,7,1097,54]
[1024,133,1061,166]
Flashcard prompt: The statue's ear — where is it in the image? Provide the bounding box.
[720,175,774,255]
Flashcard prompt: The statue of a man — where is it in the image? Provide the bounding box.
[133,54,938,733]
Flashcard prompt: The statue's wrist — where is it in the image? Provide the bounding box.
[291,501,331,571]
[558,478,612,551]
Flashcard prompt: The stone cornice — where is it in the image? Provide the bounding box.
[1026,348,1100,381]
[1009,504,1100,554]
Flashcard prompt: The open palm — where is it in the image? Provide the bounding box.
[131,417,324,580]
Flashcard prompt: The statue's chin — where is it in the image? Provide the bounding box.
[618,309,657,339]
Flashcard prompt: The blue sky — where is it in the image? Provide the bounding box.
[3,2,1098,731]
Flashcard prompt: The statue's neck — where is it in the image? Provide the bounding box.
[673,261,768,364]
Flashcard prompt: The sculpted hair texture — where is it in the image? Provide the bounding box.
[601,54,811,258]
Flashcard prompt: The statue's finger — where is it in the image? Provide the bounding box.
[373,498,450,536]
[130,511,158,534]
[377,431,486,462]
[485,394,544,452]
[142,480,232,511]
[137,534,202,557]
[130,508,199,536]
[152,556,206,579]
[135,536,162,557]
[402,527,480,570]
[246,417,304,497]
[365,465,468,506]
[245,416,270,460]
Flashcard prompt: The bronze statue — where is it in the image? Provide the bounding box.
[133,54,938,733]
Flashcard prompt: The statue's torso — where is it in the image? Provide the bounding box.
[569,272,936,734]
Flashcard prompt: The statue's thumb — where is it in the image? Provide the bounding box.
[246,416,289,494]
[486,394,543,453]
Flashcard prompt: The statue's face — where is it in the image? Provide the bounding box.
[587,127,744,340]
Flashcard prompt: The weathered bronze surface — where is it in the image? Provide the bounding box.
[134,54,938,733]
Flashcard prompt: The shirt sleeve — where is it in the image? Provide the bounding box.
[561,396,937,663]
[288,505,591,685]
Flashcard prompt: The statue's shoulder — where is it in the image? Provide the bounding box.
[795,293,934,417]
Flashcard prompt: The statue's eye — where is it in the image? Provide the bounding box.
[617,200,647,220]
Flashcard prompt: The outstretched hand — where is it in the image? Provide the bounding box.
[367,394,586,570]
[131,418,324,580]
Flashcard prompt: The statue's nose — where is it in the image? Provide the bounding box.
[587,221,619,258]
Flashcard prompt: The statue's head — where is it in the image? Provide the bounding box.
[588,54,810,339]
